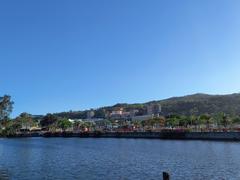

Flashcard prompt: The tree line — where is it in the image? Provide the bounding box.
[2,94,240,136]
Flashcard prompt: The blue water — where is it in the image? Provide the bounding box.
[0,138,239,180]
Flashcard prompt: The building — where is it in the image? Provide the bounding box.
[84,118,104,122]
[68,119,83,123]
[110,107,124,119]
[20,123,31,132]
[87,110,95,119]
[131,114,153,121]
[147,103,162,117]
[110,107,123,116]
[130,109,139,118]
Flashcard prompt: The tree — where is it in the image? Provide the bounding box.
[150,117,166,128]
[73,121,82,131]
[0,95,14,120]
[167,115,180,128]
[78,121,95,132]
[189,115,197,127]
[57,119,72,131]
[220,114,229,128]
[40,113,58,128]
[0,119,21,136]
[178,115,188,127]
[232,116,240,124]
[93,109,106,118]
[16,113,34,130]
[215,112,229,128]
[199,114,212,129]
[132,120,141,129]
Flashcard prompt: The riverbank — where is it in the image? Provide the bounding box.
[4,131,238,141]
[2,131,240,141]
[46,132,240,140]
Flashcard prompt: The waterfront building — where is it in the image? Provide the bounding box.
[30,127,42,132]
[20,123,31,132]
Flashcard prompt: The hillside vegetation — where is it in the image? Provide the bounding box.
[54,93,240,119]
[158,93,240,116]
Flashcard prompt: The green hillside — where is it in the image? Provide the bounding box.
[54,93,240,119]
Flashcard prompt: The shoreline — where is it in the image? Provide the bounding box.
[43,132,240,141]
[2,131,240,141]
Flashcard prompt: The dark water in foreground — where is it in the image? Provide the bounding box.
[0,138,239,180]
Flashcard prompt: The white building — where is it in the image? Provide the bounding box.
[131,115,153,121]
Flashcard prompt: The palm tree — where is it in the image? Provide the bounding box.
[199,114,211,130]
[167,115,179,129]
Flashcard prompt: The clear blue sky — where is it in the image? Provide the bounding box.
[1,0,240,117]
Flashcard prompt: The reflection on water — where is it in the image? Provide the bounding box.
[0,138,240,180]
[0,169,9,180]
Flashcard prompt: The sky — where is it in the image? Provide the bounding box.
[1,0,240,117]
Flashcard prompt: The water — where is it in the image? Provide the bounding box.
[0,138,239,180]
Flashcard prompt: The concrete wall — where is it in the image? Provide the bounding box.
[185,132,240,140]
[42,131,240,141]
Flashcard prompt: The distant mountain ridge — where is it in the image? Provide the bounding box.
[158,93,240,116]
[52,93,240,119]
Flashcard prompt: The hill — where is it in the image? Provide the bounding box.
[158,93,240,116]
[54,93,240,119]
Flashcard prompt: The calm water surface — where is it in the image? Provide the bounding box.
[0,138,239,180]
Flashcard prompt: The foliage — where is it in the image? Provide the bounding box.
[40,113,58,127]
[93,109,105,118]
[0,95,14,120]
[57,119,72,131]
[16,112,34,127]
